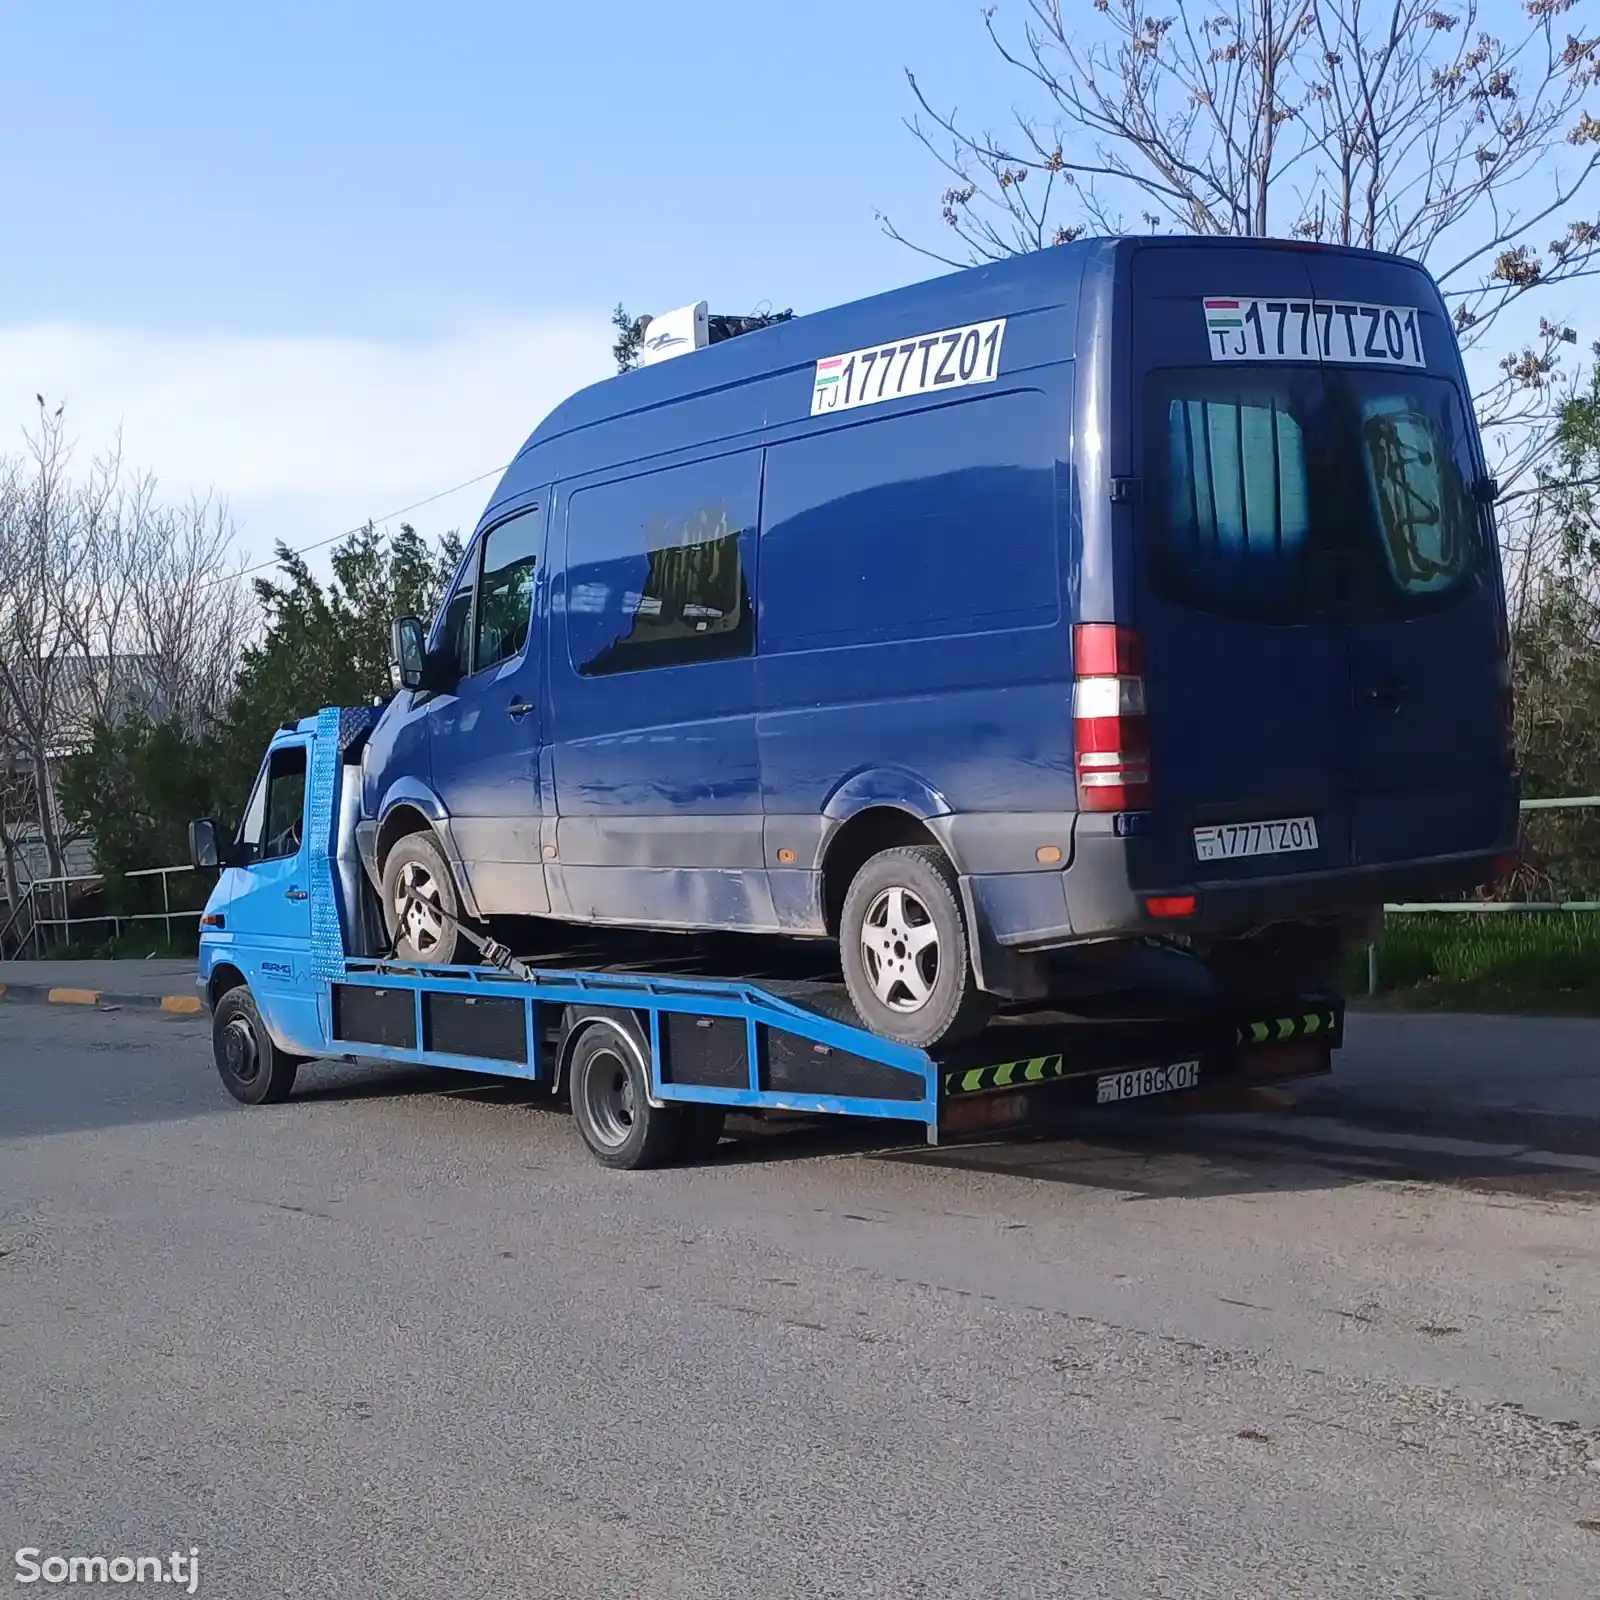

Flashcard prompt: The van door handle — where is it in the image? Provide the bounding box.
[1365,680,1407,710]
[284,887,308,901]
[507,698,535,720]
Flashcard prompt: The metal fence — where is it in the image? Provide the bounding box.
[0,864,205,960]
[1367,795,1600,992]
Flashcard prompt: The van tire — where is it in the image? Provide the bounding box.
[212,986,301,1105]
[380,831,462,965]
[840,845,993,1048]
[568,1019,683,1171]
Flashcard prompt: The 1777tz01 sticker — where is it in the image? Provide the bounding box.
[811,317,1006,415]
[1204,296,1425,368]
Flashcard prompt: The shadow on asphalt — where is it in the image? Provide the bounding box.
[290,1053,1600,1203]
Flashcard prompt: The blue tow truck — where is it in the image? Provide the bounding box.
[188,706,1343,1169]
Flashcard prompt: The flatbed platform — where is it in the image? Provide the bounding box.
[195,706,1344,1168]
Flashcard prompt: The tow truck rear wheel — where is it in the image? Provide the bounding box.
[212,985,302,1106]
[567,1018,683,1171]
[380,831,462,965]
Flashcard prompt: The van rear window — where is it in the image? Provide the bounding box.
[1146,368,1484,622]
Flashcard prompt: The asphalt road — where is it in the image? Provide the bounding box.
[3,1004,1599,1598]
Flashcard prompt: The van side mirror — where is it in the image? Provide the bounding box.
[188,817,234,871]
[1473,475,1500,505]
[392,616,427,690]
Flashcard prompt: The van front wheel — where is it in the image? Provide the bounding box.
[840,846,992,1048]
[381,831,462,965]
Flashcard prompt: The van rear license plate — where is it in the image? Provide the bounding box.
[1097,1059,1201,1105]
[1194,817,1319,862]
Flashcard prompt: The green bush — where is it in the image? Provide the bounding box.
[1353,913,1600,1000]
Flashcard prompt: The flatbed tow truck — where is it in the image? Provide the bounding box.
[192,707,1344,1169]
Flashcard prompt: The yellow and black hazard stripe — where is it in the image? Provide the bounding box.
[943,1053,1068,1097]
[1236,1006,1339,1046]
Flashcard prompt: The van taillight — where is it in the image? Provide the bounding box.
[1073,624,1151,813]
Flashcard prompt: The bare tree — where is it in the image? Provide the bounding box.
[885,0,1600,603]
[0,403,247,910]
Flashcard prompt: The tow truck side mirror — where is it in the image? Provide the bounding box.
[392,615,427,690]
[188,817,233,871]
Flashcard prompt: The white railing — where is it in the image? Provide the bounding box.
[1367,795,1600,992]
[1,864,204,959]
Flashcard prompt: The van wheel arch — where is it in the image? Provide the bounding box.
[821,807,942,936]
[375,803,435,874]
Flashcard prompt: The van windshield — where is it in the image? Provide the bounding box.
[1146,367,1485,622]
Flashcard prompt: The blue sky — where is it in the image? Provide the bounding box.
[1,1,1593,568]
[0,1,1021,564]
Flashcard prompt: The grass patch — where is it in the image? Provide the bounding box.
[1347,913,1600,1012]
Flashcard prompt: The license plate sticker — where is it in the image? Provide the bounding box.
[1097,1059,1201,1106]
[1203,296,1424,366]
[811,318,1006,415]
[1194,816,1319,862]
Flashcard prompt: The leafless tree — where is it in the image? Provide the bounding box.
[0,403,247,911]
[885,0,1600,606]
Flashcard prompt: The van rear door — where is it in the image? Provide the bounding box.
[1299,255,1511,867]
[1128,245,1355,891]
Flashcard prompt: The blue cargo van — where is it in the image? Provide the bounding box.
[354,236,1518,1046]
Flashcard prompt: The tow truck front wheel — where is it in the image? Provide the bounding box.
[567,1019,683,1171]
[381,831,462,965]
[212,986,302,1105]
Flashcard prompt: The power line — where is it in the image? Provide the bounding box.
[202,462,508,590]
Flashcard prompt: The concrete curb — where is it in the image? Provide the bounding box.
[0,982,204,1015]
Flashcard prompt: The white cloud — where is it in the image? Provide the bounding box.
[0,314,615,565]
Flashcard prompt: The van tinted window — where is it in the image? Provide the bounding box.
[760,390,1059,651]
[1147,368,1484,621]
[474,507,540,672]
[565,452,759,677]
[1163,388,1310,615]
[1357,386,1476,599]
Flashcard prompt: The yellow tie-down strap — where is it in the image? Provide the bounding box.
[1236,1006,1339,1046]
[943,1053,1067,1098]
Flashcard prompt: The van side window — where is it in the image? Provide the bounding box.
[566,453,760,677]
[474,508,541,672]
[238,745,308,863]
[438,555,476,679]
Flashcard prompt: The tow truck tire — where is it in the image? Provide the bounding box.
[840,845,992,1048]
[212,986,301,1105]
[380,831,462,965]
[568,1019,683,1171]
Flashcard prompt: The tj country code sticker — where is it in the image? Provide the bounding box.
[1203,296,1425,368]
[811,318,1006,415]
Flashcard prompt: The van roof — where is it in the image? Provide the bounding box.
[484,234,1435,522]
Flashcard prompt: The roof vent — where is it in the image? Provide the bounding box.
[639,303,709,366]
[638,303,795,366]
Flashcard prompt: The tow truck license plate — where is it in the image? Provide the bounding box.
[1194,816,1319,862]
[1096,1059,1201,1105]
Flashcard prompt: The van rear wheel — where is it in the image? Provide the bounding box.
[381,831,462,965]
[840,845,992,1048]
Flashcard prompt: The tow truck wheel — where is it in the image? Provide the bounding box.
[380,831,462,965]
[212,986,301,1106]
[567,1019,682,1171]
[840,845,992,1048]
